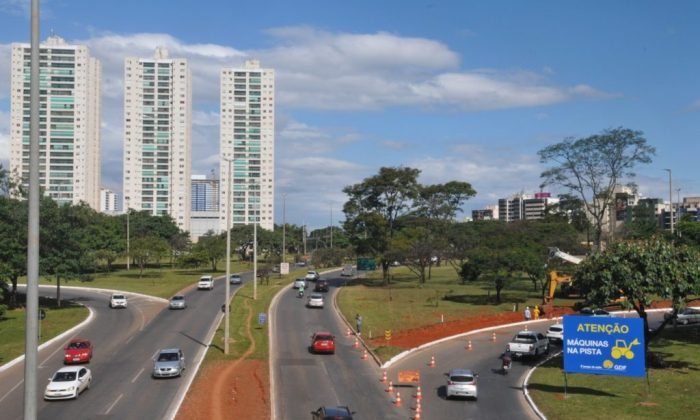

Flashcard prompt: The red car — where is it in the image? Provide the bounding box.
[311,332,336,354]
[63,338,93,364]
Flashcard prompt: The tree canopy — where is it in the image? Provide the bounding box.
[538,127,655,249]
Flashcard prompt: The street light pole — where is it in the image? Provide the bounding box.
[664,169,673,235]
[282,193,286,266]
[224,157,232,354]
[126,205,130,271]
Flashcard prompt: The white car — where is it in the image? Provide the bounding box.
[307,293,324,309]
[446,368,478,400]
[305,271,320,281]
[109,294,127,309]
[546,323,564,343]
[198,275,214,290]
[44,366,92,400]
[664,307,700,325]
[230,274,242,285]
[169,295,186,310]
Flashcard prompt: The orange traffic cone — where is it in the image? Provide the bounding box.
[395,391,402,406]
[415,399,422,413]
[415,385,422,400]
[362,349,368,360]
[525,324,529,331]
[492,332,497,342]
[429,355,436,368]
[353,338,359,349]
[380,370,388,383]
[415,411,421,420]
[345,327,352,336]
[467,340,473,351]
[386,380,394,393]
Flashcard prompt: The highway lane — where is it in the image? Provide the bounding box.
[272,272,411,420]
[385,311,668,420]
[2,274,245,419]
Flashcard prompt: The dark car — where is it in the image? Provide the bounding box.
[314,279,329,293]
[579,307,611,316]
[311,406,354,420]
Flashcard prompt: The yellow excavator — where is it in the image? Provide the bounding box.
[542,248,584,314]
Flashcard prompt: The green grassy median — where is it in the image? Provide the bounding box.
[529,325,700,419]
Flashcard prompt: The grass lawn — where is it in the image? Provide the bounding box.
[529,325,700,420]
[336,264,555,357]
[0,299,88,366]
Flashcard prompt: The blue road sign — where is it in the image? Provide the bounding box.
[563,315,645,377]
[258,312,267,326]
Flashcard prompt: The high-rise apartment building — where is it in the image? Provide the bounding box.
[100,188,118,213]
[219,60,275,231]
[191,174,219,212]
[9,36,101,208]
[123,48,191,232]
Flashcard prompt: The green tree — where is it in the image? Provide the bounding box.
[677,214,700,249]
[130,236,169,278]
[194,230,226,271]
[0,197,27,307]
[575,238,700,351]
[538,127,655,250]
[413,181,476,220]
[390,224,438,284]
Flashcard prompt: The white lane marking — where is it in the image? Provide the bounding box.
[125,334,135,345]
[39,339,69,368]
[131,367,145,383]
[135,304,146,331]
[104,393,124,415]
[0,379,24,405]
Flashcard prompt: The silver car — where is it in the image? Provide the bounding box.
[664,307,700,325]
[446,368,478,400]
[230,274,242,285]
[169,295,186,310]
[307,293,324,309]
[152,348,186,378]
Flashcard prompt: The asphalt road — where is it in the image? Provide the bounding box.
[1,275,242,420]
[271,272,412,420]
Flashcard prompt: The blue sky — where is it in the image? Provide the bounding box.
[1,0,698,230]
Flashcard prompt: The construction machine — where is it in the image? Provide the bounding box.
[542,248,584,314]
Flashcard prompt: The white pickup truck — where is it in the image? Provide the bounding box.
[506,330,549,358]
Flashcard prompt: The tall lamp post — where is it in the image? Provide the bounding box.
[223,157,233,354]
[282,193,286,266]
[664,169,673,235]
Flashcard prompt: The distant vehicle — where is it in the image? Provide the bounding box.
[506,331,549,358]
[63,339,93,364]
[311,406,354,420]
[445,368,478,400]
[664,307,700,325]
[198,275,214,290]
[44,366,92,400]
[305,271,320,281]
[546,324,564,344]
[310,332,336,354]
[307,293,325,309]
[296,261,307,267]
[152,348,186,378]
[169,295,187,310]
[109,294,127,309]
[293,279,307,289]
[230,274,242,285]
[579,307,611,316]
[341,265,355,277]
[314,279,329,293]
[271,265,280,273]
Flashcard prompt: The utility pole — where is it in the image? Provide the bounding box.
[223,157,232,354]
[664,169,673,234]
[282,193,286,265]
[24,1,41,418]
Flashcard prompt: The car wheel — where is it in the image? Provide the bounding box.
[681,319,689,325]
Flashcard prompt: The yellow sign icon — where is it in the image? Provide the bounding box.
[611,338,640,360]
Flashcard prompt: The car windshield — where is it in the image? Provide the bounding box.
[450,375,474,382]
[53,371,77,381]
[315,334,333,341]
[549,327,563,332]
[514,334,536,342]
[158,352,180,362]
[172,296,184,301]
[113,295,125,300]
[68,342,88,349]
